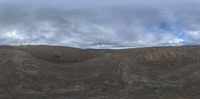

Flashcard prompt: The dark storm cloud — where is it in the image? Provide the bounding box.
[0,0,200,48]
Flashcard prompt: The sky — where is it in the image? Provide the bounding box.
[0,0,200,49]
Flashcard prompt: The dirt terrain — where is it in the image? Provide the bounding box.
[0,45,200,99]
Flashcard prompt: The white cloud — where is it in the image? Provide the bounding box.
[168,38,184,45]
[3,29,27,40]
[0,0,199,49]
[187,31,200,39]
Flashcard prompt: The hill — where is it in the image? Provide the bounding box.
[0,45,200,99]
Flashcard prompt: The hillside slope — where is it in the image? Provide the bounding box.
[0,45,200,99]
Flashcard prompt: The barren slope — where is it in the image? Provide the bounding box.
[0,45,200,99]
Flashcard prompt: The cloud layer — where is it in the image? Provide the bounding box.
[0,0,200,49]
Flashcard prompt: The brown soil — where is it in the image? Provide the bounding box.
[0,45,200,99]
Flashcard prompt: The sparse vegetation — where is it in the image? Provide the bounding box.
[0,45,200,99]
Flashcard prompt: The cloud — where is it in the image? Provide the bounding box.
[0,0,199,49]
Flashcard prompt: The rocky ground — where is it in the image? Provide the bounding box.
[0,45,200,99]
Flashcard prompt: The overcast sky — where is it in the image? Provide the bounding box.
[0,0,200,49]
